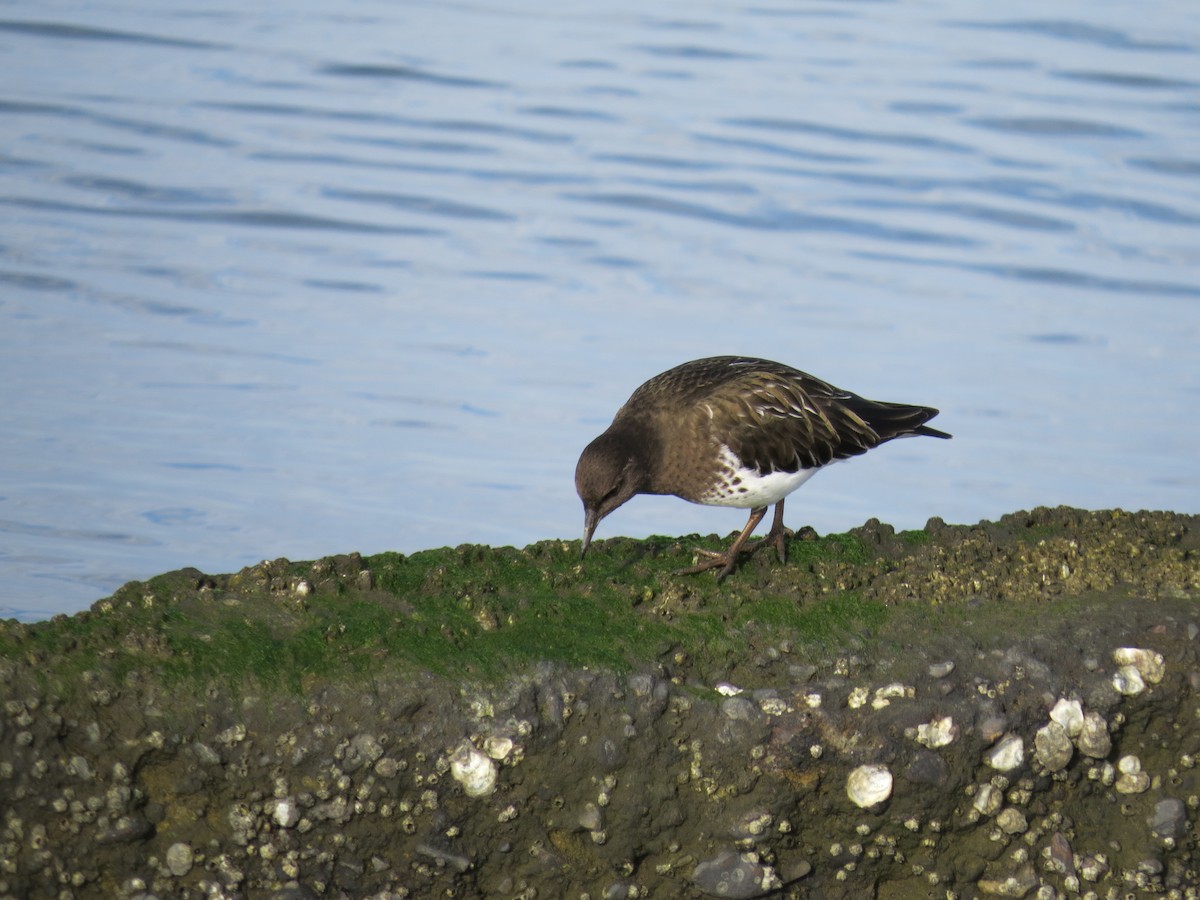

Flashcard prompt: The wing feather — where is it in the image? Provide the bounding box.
[614,356,946,477]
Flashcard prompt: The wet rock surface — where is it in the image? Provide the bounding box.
[1,506,1199,898]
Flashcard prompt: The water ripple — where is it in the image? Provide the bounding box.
[643,18,722,33]
[723,117,976,155]
[142,507,205,525]
[592,152,723,171]
[0,100,241,147]
[695,133,866,164]
[372,419,453,430]
[983,265,1200,297]
[113,339,317,366]
[846,199,1074,233]
[195,100,402,125]
[969,117,1143,139]
[0,99,86,119]
[467,270,547,281]
[1126,157,1200,177]
[626,177,756,197]
[859,252,1200,298]
[519,105,620,122]
[0,270,77,292]
[403,118,573,144]
[1052,70,1197,90]
[198,102,574,144]
[564,191,974,245]
[973,178,1200,225]
[633,44,763,61]
[0,517,156,546]
[335,134,497,156]
[249,150,591,186]
[61,174,231,205]
[324,188,514,222]
[952,19,1193,53]
[1026,333,1105,346]
[302,278,384,295]
[0,18,220,49]
[0,196,439,234]
[319,63,505,89]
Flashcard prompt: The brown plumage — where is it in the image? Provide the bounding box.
[575,356,951,580]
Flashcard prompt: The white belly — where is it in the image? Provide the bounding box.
[697,445,824,509]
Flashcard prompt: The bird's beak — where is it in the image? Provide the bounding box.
[580,508,599,561]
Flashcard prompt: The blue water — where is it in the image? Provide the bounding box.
[2,1,1198,620]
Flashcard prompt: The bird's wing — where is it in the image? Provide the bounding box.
[615,357,943,475]
[713,367,882,472]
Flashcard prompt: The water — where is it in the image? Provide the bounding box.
[2,1,1197,621]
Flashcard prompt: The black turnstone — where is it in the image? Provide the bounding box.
[575,356,951,580]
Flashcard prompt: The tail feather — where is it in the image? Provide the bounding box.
[915,423,952,440]
[848,399,952,442]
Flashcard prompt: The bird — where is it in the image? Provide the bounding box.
[575,356,951,580]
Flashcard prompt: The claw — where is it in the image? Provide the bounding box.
[674,501,794,581]
[675,553,741,582]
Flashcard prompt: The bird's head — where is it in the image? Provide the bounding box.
[575,430,648,560]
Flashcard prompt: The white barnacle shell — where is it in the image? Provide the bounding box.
[1075,711,1111,759]
[1112,666,1145,696]
[449,741,497,798]
[1117,754,1142,775]
[483,736,514,761]
[996,808,1028,834]
[1112,648,1165,685]
[1049,698,1084,737]
[972,783,1003,816]
[846,764,892,809]
[1114,755,1150,794]
[271,797,301,829]
[985,733,1025,772]
[915,716,957,749]
[871,682,914,710]
[1034,722,1074,772]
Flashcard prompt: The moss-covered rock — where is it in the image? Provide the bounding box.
[0,507,1197,898]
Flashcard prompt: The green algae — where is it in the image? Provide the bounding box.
[2,507,1195,700]
[0,530,889,697]
[897,528,931,545]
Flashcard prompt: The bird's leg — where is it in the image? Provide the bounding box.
[745,500,792,564]
[676,506,768,581]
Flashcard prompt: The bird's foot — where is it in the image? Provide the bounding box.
[746,525,794,564]
[675,548,743,582]
[676,523,813,580]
